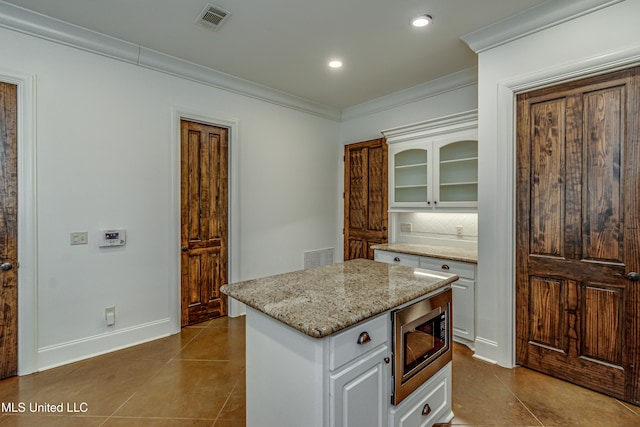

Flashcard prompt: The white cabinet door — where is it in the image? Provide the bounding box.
[419,256,476,344]
[432,133,478,209]
[450,278,475,341]
[389,141,432,209]
[330,345,390,427]
[386,117,478,211]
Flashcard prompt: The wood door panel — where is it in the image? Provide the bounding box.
[582,284,624,365]
[528,276,565,351]
[347,148,366,230]
[367,144,385,232]
[530,99,565,257]
[0,82,18,379]
[344,138,387,260]
[584,87,624,263]
[181,120,228,326]
[517,67,640,405]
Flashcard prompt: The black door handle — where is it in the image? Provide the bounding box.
[627,272,640,282]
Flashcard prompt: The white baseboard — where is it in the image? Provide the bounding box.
[472,336,500,365]
[36,318,175,371]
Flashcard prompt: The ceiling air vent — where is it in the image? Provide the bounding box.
[196,4,231,31]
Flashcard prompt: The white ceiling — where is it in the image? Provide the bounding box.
[3,0,545,109]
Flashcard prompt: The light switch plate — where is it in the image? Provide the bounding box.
[400,223,412,232]
[70,231,88,245]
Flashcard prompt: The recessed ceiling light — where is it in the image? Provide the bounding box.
[328,60,343,69]
[411,14,432,28]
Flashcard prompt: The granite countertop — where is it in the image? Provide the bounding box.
[220,258,457,339]
[371,243,477,264]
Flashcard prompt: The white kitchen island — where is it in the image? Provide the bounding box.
[221,258,458,427]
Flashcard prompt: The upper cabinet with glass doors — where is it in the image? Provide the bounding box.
[383,111,478,211]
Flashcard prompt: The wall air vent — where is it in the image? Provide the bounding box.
[303,248,335,269]
[196,4,231,31]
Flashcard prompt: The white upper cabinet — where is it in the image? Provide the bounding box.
[383,111,478,211]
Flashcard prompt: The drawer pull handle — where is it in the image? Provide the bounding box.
[393,257,401,262]
[357,332,371,345]
[441,264,450,270]
[422,403,432,416]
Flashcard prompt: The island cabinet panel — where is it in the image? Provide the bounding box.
[245,308,325,427]
[245,308,390,427]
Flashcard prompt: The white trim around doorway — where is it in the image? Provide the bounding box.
[0,68,38,375]
[491,44,640,369]
[170,108,242,330]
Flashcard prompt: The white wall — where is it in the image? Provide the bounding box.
[475,0,640,366]
[1,27,340,372]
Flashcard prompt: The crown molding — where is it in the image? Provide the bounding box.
[461,0,624,54]
[341,67,477,122]
[0,1,341,121]
[381,110,478,143]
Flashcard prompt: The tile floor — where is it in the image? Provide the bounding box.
[0,316,638,426]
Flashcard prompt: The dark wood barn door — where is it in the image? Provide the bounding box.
[0,82,18,379]
[516,67,640,405]
[344,138,388,260]
[180,120,228,326]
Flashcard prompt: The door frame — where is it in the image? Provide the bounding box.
[2,69,38,375]
[490,47,640,368]
[170,108,240,331]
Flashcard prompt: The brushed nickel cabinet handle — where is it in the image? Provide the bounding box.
[422,403,432,416]
[0,262,13,271]
[357,331,371,345]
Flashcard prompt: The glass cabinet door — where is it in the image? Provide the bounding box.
[437,140,478,205]
[393,148,429,204]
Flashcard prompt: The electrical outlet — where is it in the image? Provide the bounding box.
[456,225,464,237]
[400,223,412,232]
[70,231,88,245]
[105,306,115,326]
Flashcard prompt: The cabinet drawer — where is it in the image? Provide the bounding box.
[390,363,451,427]
[419,256,475,279]
[374,250,420,267]
[330,314,389,371]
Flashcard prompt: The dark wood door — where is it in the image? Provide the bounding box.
[344,138,387,260]
[180,120,228,326]
[0,82,18,379]
[516,67,640,405]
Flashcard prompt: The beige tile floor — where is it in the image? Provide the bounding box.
[0,316,638,426]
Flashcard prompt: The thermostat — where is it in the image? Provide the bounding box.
[99,229,126,247]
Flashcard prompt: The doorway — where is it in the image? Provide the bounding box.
[0,81,18,379]
[180,119,229,326]
[343,137,388,260]
[515,66,640,404]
